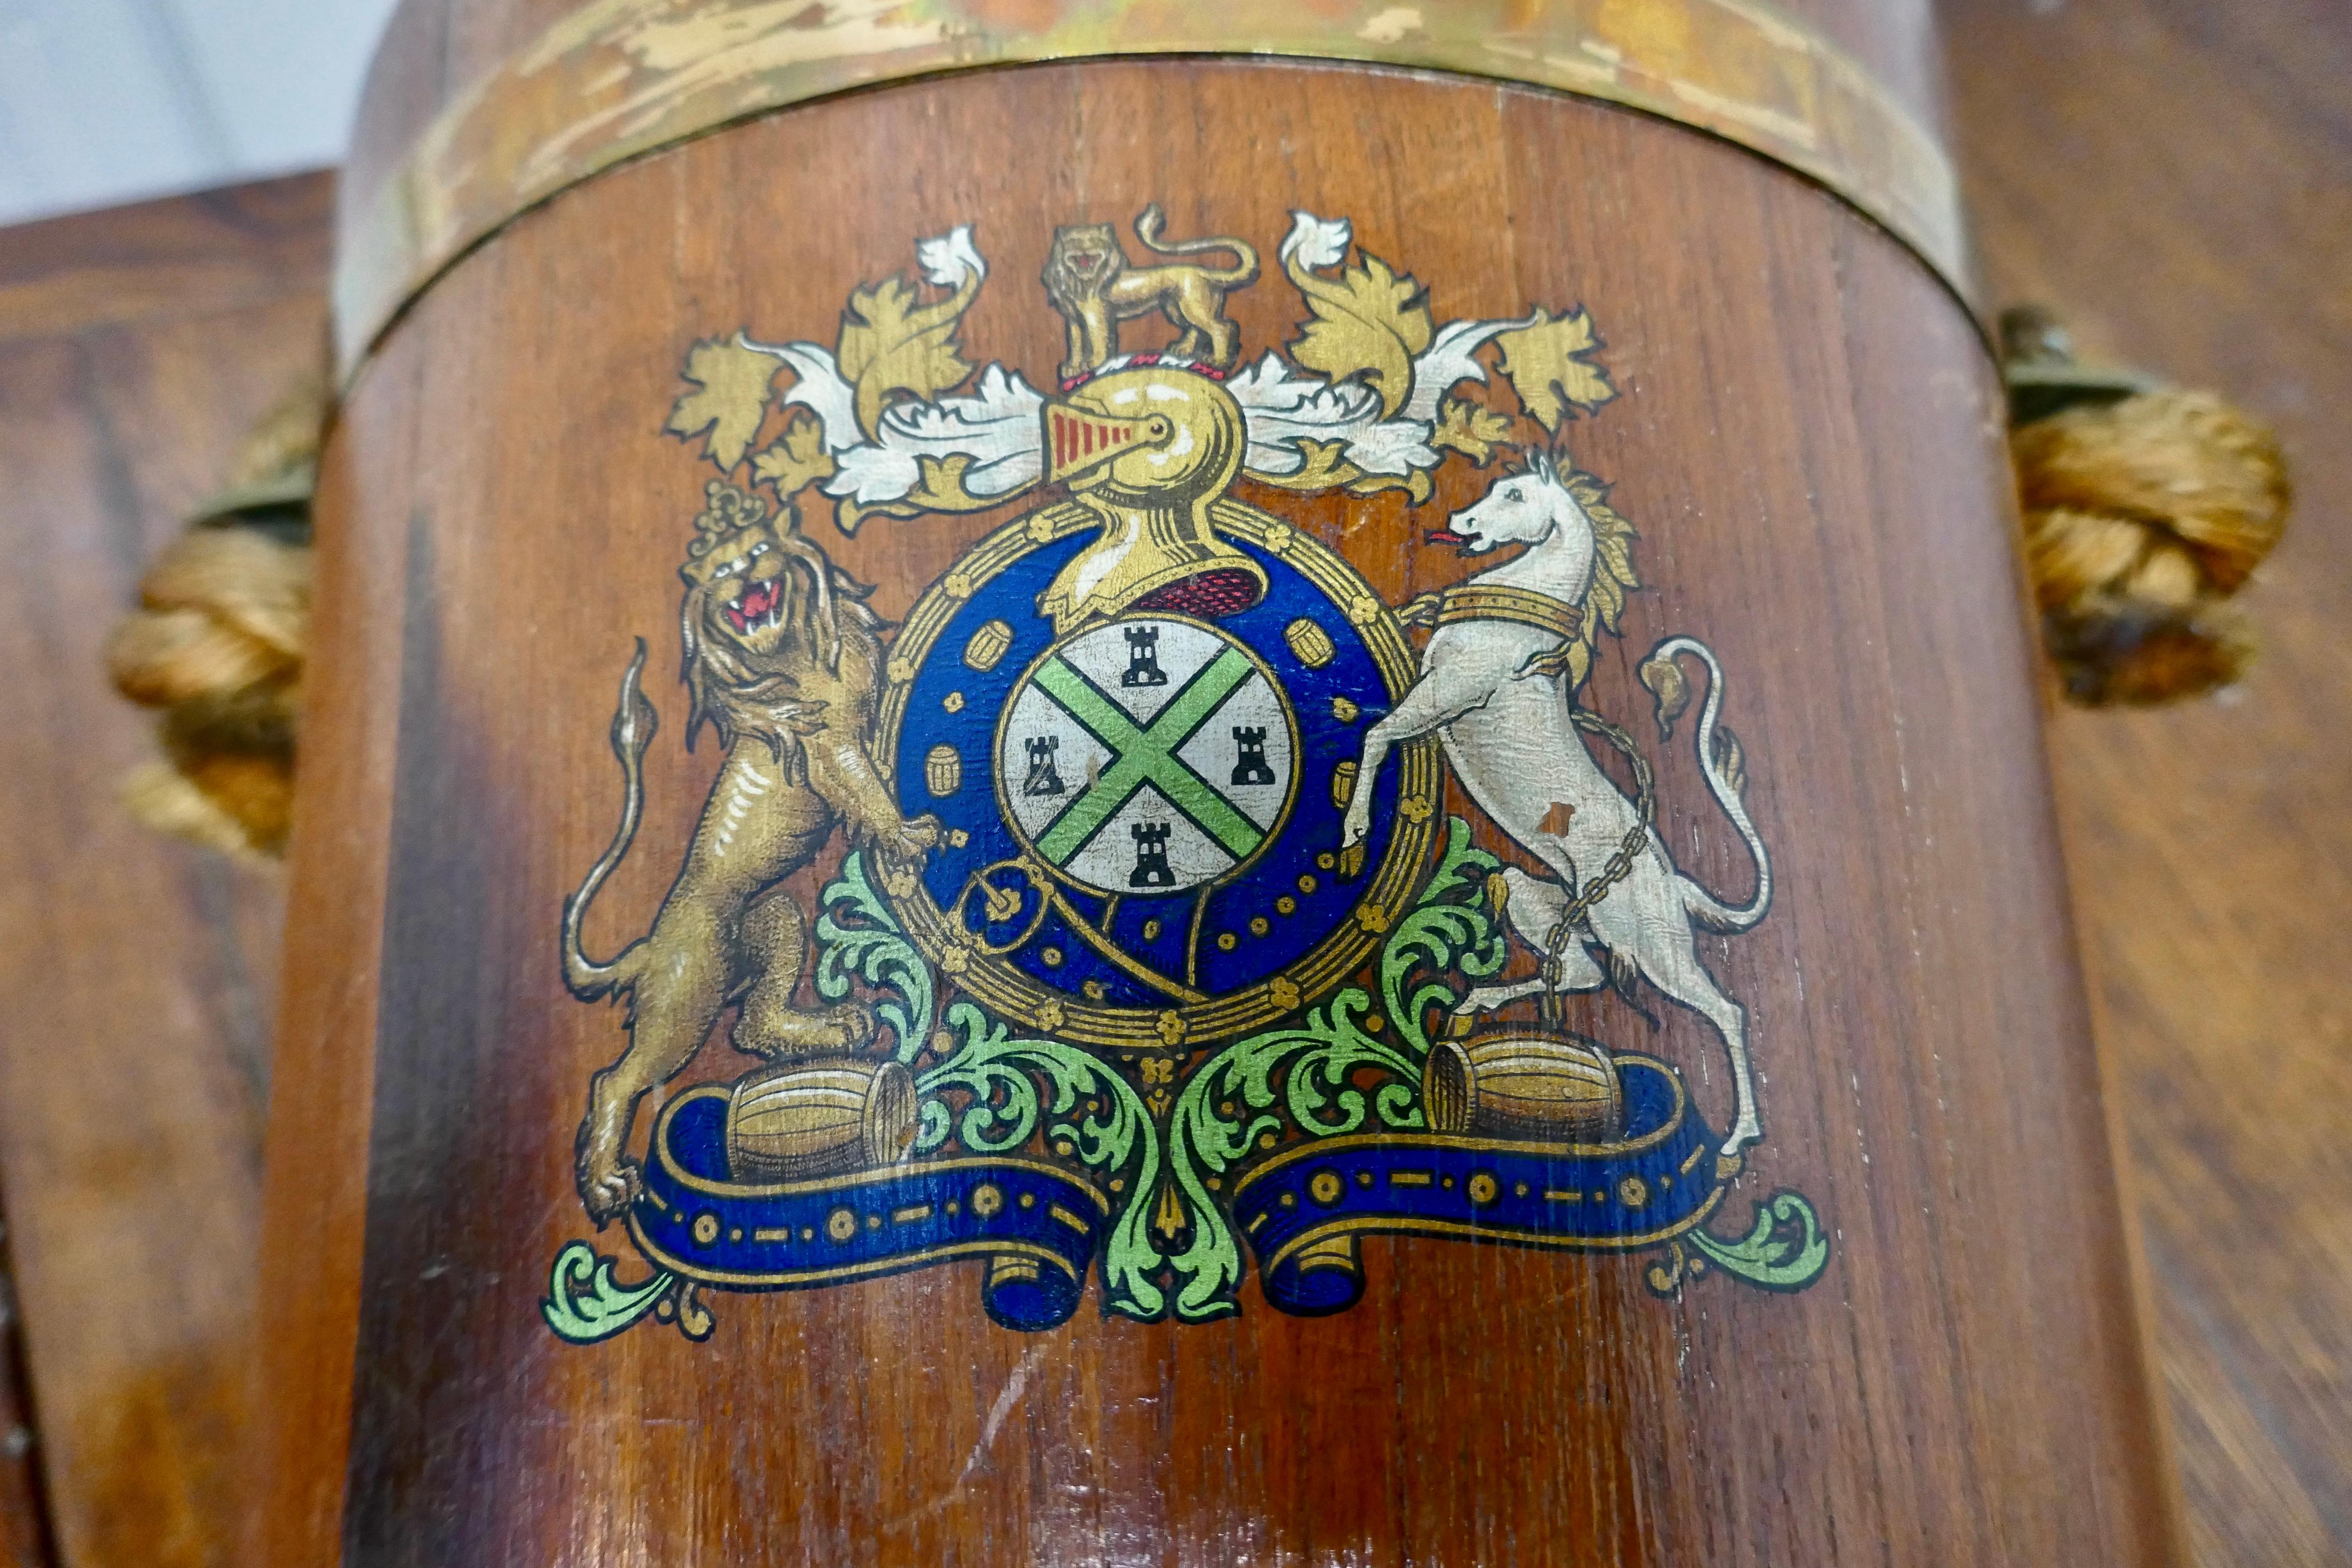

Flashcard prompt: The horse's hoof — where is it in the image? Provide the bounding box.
[1714,1150,1746,1182]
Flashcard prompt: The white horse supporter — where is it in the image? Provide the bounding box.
[1338,454,1772,1161]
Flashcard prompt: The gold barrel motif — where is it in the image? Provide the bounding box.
[724,1057,919,1180]
[1423,1033,1623,1142]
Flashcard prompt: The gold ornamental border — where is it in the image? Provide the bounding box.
[874,496,1440,1054]
[333,0,1972,380]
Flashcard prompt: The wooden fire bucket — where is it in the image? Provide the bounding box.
[253,1,2182,1562]
[724,1056,918,1181]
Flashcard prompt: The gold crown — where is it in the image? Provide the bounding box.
[686,480,770,558]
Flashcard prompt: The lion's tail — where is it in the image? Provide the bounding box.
[1638,636,1772,934]
[561,640,658,1000]
[1133,204,1259,288]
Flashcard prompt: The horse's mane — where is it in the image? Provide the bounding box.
[1525,448,1640,691]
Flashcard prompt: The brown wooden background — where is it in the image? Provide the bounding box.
[0,0,2343,1560]
[0,175,324,1568]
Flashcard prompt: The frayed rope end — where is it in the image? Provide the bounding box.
[2003,307,2290,707]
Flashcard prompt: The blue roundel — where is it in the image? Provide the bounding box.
[891,530,1403,1011]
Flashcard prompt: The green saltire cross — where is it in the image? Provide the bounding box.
[1031,648,1263,866]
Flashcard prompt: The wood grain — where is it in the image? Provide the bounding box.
[0,0,2341,1560]
[0,1197,58,1568]
[1948,1,2352,1562]
[0,172,329,1568]
[0,176,331,349]
[268,57,2171,1565]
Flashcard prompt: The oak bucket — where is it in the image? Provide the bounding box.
[251,1,2182,1562]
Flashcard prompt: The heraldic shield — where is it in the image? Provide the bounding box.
[544,208,1831,1341]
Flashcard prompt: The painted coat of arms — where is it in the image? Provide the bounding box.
[544,207,1828,1342]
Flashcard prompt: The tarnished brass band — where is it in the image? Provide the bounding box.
[333,0,1971,381]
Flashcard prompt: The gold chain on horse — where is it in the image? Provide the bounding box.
[1539,707,1656,1014]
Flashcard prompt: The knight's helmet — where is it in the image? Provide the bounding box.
[1034,364,1267,632]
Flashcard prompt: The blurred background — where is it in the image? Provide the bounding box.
[0,1,2345,1565]
[0,0,397,226]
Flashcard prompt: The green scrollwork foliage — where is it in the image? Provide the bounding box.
[1379,815,1507,1059]
[1164,990,1410,1320]
[1687,1190,1831,1291]
[1162,817,1503,1320]
[816,851,936,1062]
[542,1241,674,1343]
[917,1001,1167,1320]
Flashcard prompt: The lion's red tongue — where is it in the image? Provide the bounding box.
[1426,527,1468,546]
[726,576,780,631]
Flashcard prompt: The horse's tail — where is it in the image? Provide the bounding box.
[1638,636,1771,934]
[561,640,657,1000]
[1134,204,1259,288]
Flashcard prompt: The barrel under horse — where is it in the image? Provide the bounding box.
[1337,451,1772,1162]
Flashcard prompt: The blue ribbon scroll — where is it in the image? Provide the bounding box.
[1229,1055,1725,1316]
[628,1086,1111,1331]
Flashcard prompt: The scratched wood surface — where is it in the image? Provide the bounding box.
[257,52,2172,1566]
[0,1,2345,1565]
[0,172,328,1568]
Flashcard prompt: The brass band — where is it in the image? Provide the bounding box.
[332,0,1972,381]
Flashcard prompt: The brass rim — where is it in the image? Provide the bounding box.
[334,0,1970,380]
